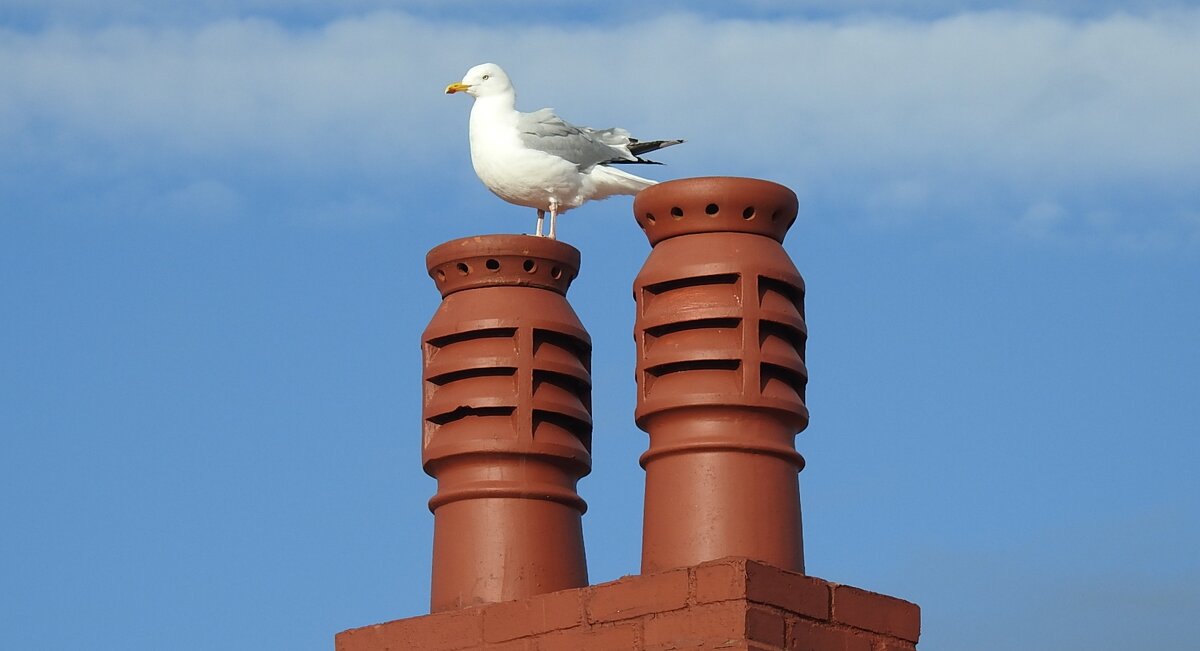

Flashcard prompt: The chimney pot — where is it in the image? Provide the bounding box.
[421,234,591,611]
[633,177,808,574]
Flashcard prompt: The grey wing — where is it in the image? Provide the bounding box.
[517,108,637,171]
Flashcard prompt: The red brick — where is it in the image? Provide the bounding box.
[694,558,750,604]
[336,607,483,651]
[745,561,831,621]
[747,606,787,648]
[693,558,831,623]
[483,638,536,651]
[644,602,748,650]
[831,586,920,643]
[639,602,790,650]
[483,589,585,642]
[539,622,640,651]
[871,639,916,651]
[788,619,873,651]
[588,569,690,623]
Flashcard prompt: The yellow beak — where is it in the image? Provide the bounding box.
[445,82,470,94]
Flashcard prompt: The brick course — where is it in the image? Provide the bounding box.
[483,589,586,643]
[831,586,921,643]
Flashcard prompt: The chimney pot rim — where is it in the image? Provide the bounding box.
[426,234,581,297]
[634,176,799,246]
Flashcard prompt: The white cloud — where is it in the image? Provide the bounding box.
[2,10,1198,245]
[1,15,448,163]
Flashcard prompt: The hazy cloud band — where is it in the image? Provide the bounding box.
[2,10,1198,244]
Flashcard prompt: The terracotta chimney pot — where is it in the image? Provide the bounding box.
[421,234,592,612]
[632,177,808,574]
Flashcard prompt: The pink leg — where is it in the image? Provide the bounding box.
[547,199,560,240]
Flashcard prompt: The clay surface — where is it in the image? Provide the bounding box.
[632,178,809,574]
[422,235,592,612]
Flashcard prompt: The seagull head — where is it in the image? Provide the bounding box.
[445,63,513,99]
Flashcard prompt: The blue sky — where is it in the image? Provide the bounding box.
[2,2,1198,649]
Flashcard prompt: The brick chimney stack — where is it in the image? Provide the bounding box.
[337,180,921,651]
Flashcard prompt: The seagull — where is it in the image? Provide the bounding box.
[446,63,682,239]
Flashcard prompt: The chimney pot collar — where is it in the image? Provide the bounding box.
[634,177,799,246]
[426,234,581,298]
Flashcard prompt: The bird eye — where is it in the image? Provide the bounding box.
[482,74,490,81]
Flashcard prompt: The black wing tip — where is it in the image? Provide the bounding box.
[605,158,665,166]
[628,138,684,156]
[620,138,683,163]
